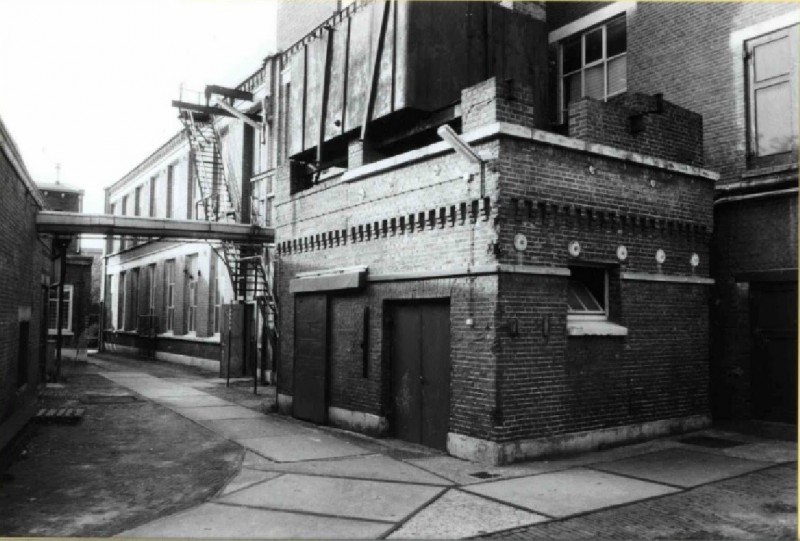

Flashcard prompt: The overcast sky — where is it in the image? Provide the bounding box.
[0,0,277,218]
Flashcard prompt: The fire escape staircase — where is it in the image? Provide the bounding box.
[176,96,277,331]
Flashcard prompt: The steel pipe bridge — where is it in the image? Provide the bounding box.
[35,211,275,243]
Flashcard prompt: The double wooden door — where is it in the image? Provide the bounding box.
[389,301,451,450]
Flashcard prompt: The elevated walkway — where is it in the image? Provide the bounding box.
[35,211,274,243]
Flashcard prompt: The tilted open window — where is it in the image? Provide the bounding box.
[567,265,627,336]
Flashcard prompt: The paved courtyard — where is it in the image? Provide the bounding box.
[1,353,796,539]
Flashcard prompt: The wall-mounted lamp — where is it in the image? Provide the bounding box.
[437,125,487,199]
[437,125,483,165]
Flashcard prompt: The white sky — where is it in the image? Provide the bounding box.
[0,0,277,219]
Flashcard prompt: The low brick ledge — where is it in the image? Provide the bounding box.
[342,122,720,184]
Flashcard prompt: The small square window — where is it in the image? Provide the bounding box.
[567,266,607,319]
[567,265,628,337]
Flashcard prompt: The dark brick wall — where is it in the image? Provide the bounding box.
[495,275,709,441]
[0,147,48,428]
[568,94,704,167]
[495,137,713,274]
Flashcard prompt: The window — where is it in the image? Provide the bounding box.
[165,260,175,332]
[106,203,116,253]
[48,284,73,333]
[129,268,139,330]
[134,186,142,216]
[167,164,174,219]
[566,265,627,336]
[567,266,607,320]
[560,15,627,122]
[265,173,275,226]
[253,125,268,175]
[147,264,156,315]
[118,272,126,329]
[149,176,157,217]
[186,255,198,333]
[120,195,129,250]
[213,271,222,334]
[746,25,799,158]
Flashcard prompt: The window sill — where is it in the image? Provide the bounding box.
[567,319,628,337]
[48,330,74,336]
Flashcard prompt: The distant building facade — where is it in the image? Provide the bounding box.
[37,181,98,350]
[0,115,49,453]
[102,65,279,376]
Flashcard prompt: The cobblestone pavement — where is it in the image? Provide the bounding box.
[479,463,796,539]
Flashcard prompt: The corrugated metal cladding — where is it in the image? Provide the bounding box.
[287,1,547,157]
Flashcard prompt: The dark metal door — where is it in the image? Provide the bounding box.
[750,281,797,424]
[390,301,451,450]
[294,294,328,424]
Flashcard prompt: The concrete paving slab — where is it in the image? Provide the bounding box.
[593,448,772,487]
[218,473,444,522]
[131,387,210,398]
[118,502,392,538]
[246,453,453,485]
[388,488,548,539]
[174,405,266,421]
[405,456,560,485]
[220,469,284,495]
[238,434,371,462]
[161,378,220,389]
[464,467,677,517]
[99,371,152,378]
[200,418,300,440]
[153,394,232,408]
[242,450,278,469]
[697,441,797,464]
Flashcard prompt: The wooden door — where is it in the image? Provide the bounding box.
[750,281,797,424]
[294,294,329,424]
[390,301,451,450]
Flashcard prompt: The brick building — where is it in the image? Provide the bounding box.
[100,0,796,462]
[102,65,279,376]
[37,181,97,350]
[545,1,798,424]
[0,114,49,453]
[270,1,717,464]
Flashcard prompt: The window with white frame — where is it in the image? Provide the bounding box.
[147,264,156,315]
[253,124,269,175]
[186,255,198,333]
[265,173,275,226]
[213,271,222,334]
[560,15,627,122]
[129,268,139,330]
[746,24,799,158]
[48,284,73,333]
[167,164,175,219]
[165,260,175,332]
[567,266,608,320]
[118,272,126,329]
